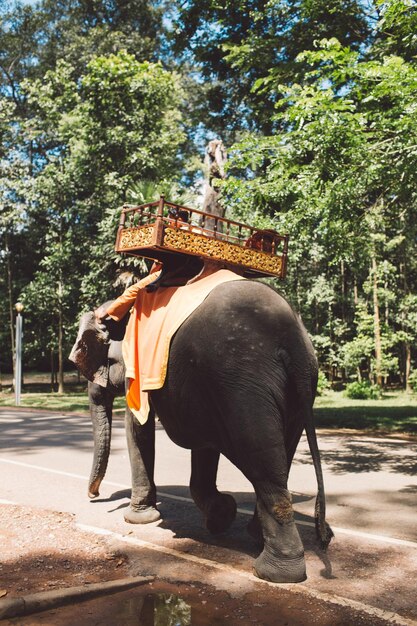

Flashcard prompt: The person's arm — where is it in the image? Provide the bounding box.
[95,269,162,322]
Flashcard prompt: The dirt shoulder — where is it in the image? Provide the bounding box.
[0,503,130,598]
[0,502,408,626]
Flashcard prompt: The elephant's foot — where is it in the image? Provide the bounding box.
[253,549,306,583]
[205,493,237,535]
[124,504,161,525]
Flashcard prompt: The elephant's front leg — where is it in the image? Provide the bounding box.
[190,448,236,534]
[124,407,161,524]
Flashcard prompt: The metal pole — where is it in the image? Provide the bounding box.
[15,303,23,406]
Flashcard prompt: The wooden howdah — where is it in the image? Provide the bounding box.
[115,196,289,279]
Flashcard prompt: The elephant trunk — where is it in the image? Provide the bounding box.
[88,382,113,498]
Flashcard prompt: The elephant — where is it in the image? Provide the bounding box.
[69,279,333,583]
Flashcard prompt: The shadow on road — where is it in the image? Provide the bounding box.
[294,438,417,475]
[99,484,334,581]
[0,411,94,455]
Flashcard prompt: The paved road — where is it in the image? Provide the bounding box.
[1,408,416,624]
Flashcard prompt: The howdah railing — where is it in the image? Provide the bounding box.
[115,196,288,279]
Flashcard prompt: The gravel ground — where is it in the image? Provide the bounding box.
[0,503,406,626]
[0,503,130,598]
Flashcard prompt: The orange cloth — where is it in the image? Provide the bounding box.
[106,267,162,321]
[123,267,246,424]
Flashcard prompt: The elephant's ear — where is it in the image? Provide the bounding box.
[69,311,110,387]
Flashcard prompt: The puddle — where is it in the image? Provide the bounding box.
[117,593,191,625]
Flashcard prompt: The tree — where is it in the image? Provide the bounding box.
[0,95,32,376]
[0,0,194,384]
[397,295,417,391]
[170,0,370,138]
[222,38,417,386]
[18,51,185,388]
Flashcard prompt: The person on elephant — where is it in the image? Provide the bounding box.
[94,262,162,323]
[168,206,190,226]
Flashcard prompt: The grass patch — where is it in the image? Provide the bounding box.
[0,371,126,413]
[0,391,126,413]
[314,390,417,434]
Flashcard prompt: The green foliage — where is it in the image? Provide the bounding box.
[78,53,185,182]
[345,381,382,400]
[1,0,417,390]
[126,180,199,207]
[316,371,330,396]
[222,34,417,388]
[0,0,162,86]
[373,0,417,60]
[1,43,186,370]
[22,51,185,305]
[0,1,168,374]
[408,371,417,394]
[171,0,370,138]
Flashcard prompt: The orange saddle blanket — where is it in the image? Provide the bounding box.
[122,268,245,424]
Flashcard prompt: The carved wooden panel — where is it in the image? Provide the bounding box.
[163,228,282,275]
[118,226,154,250]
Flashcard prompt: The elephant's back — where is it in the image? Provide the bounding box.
[167,278,309,380]
[188,279,300,340]
[151,278,315,449]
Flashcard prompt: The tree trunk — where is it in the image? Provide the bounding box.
[57,281,65,394]
[5,233,16,380]
[405,342,411,392]
[328,300,333,382]
[201,139,227,234]
[295,268,301,311]
[399,259,410,390]
[372,255,383,386]
[340,259,346,323]
[50,349,56,392]
[353,275,358,306]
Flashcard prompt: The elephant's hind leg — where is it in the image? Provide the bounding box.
[252,482,306,583]
[190,448,237,534]
[233,442,306,583]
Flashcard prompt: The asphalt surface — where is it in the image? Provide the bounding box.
[1,407,416,625]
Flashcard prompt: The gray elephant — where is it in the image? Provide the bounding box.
[69,280,332,583]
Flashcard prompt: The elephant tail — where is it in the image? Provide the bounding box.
[304,408,334,549]
[284,319,333,549]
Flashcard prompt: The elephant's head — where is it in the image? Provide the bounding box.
[69,303,128,499]
[69,311,109,386]
[69,302,127,388]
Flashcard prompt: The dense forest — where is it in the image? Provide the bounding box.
[1,0,416,392]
